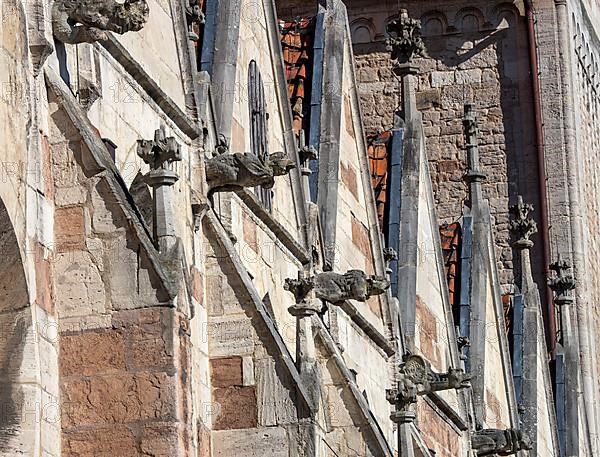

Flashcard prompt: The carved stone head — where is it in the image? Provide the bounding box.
[267,152,296,176]
[111,0,150,34]
[446,368,472,389]
[367,276,391,296]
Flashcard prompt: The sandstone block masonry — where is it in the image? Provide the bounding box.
[352,8,542,291]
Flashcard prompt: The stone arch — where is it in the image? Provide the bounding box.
[491,3,520,28]
[350,17,375,44]
[0,197,32,454]
[420,11,448,36]
[455,7,485,33]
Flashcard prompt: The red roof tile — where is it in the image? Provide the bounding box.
[367,131,392,229]
[280,18,315,140]
[439,222,462,309]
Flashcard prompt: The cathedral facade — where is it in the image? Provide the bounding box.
[0,0,598,455]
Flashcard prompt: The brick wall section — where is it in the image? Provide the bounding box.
[60,308,191,457]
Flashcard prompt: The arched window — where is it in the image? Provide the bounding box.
[248,60,272,210]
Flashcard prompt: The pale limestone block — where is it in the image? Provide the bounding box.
[54,251,106,318]
[456,68,482,85]
[213,427,289,457]
[431,71,456,88]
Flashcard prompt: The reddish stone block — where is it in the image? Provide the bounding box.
[34,243,54,315]
[198,421,212,457]
[210,357,243,388]
[55,205,85,252]
[60,330,126,377]
[416,399,460,457]
[213,386,257,430]
[351,215,372,258]
[191,267,204,306]
[242,211,258,253]
[344,95,356,138]
[140,423,181,456]
[62,425,138,457]
[61,372,177,428]
[341,162,359,200]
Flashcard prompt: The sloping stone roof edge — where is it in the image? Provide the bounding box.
[312,316,394,457]
[44,67,179,301]
[203,209,316,414]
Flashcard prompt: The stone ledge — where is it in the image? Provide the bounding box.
[234,189,311,265]
[99,35,200,140]
[338,301,395,357]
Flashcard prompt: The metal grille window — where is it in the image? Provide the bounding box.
[248,60,273,211]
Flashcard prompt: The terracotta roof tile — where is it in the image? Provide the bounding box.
[367,131,392,229]
[439,222,462,311]
[280,18,315,141]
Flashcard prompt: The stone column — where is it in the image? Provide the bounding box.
[287,272,321,457]
[555,0,598,450]
[509,196,540,456]
[137,127,182,252]
[463,104,486,210]
[549,256,578,456]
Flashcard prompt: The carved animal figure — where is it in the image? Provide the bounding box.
[472,428,533,456]
[284,270,390,305]
[205,151,295,194]
[52,0,149,44]
[313,270,390,305]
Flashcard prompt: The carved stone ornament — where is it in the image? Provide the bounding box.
[185,0,205,41]
[52,0,149,44]
[205,138,295,194]
[284,270,390,305]
[509,196,538,249]
[385,10,426,64]
[471,428,533,456]
[549,256,576,305]
[386,354,471,411]
[137,128,182,171]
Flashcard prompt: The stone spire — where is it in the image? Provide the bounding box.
[549,255,576,306]
[463,104,486,209]
[137,127,182,251]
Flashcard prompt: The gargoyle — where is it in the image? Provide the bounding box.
[472,428,533,456]
[285,270,390,305]
[387,355,471,410]
[205,146,295,194]
[52,0,149,44]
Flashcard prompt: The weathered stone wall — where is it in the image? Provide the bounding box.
[348,0,541,292]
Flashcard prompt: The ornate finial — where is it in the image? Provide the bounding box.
[549,255,576,305]
[384,247,398,274]
[463,104,486,183]
[137,127,182,171]
[509,196,538,249]
[386,354,471,423]
[136,128,182,247]
[385,10,425,65]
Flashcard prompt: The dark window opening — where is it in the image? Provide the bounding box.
[248,60,273,211]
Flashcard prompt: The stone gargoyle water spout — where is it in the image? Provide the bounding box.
[52,0,149,44]
[471,428,533,456]
[205,136,295,195]
[386,354,471,411]
[284,270,390,305]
